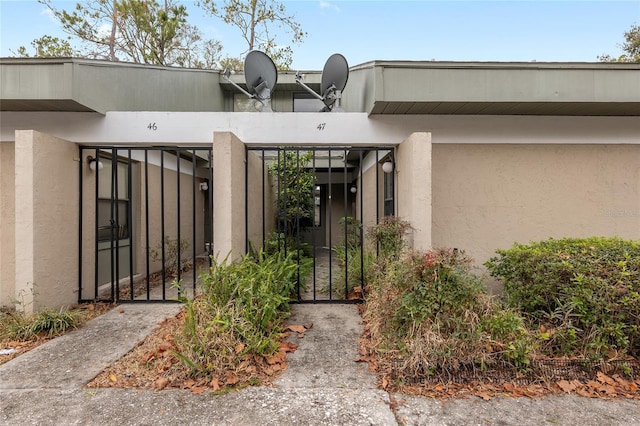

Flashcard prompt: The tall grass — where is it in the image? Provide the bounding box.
[176,250,301,378]
[0,308,85,341]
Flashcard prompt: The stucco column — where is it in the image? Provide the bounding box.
[14,130,79,313]
[396,132,432,251]
[0,142,16,309]
[212,132,246,261]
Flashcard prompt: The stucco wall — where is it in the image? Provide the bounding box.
[0,142,16,308]
[432,144,640,275]
[396,132,432,251]
[247,150,275,252]
[141,163,206,272]
[357,153,385,247]
[14,130,78,313]
[213,132,246,261]
[324,183,357,247]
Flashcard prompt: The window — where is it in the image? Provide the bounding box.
[97,158,130,242]
[97,199,129,242]
[384,169,394,217]
[293,93,325,112]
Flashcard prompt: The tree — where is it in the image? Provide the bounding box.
[598,24,640,63]
[198,0,306,69]
[34,0,222,67]
[219,56,244,71]
[12,35,75,58]
[39,0,119,60]
[268,150,314,241]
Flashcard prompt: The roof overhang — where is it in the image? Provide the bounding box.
[0,58,225,114]
[344,61,640,116]
[2,58,638,116]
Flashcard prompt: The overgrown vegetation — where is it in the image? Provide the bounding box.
[366,215,412,259]
[361,219,640,390]
[363,220,535,383]
[0,308,85,341]
[332,217,374,298]
[263,150,316,299]
[175,250,300,381]
[486,237,640,359]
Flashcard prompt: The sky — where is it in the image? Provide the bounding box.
[0,0,639,70]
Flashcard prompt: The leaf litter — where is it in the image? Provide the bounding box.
[357,317,640,401]
[88,310,312,394]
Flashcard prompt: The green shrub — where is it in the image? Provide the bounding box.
[332,246,375,298]
[0,308,84,341]
[331,217,374,298]
[485,237,640,358]
[176,250,301,378]
[394,249,485,325]
[366,216,412,259]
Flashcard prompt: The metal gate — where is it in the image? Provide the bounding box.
[78,146,213,303]
[246,146,395,303]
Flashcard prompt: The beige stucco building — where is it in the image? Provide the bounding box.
[1,58,639,311]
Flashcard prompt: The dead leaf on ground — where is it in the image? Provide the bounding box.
[475,391,492,401]
[266,351,286,365]
[279,341,298,353]
[557,380,577,393]
[381,376,389,389]
[154,377,169,390]
[210,378,220,391]
[503,382,515,393]
[286,325,306,334]
[158,342,173,352]
[225,371,239,386]
[141,352,155,363]
[596,372,615,386]
[109,373,118,383]
[191,386,207,395]
[286,324,307,337]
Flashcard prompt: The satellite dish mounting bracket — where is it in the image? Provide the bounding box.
[221,51,277,112]
[295,54,348,112]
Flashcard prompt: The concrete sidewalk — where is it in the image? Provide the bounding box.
[0,304,639,425]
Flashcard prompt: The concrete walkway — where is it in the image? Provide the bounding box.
[0,304,639,425]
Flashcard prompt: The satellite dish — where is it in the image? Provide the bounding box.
[245,50,278,96]
[320,54,349,110]
[221,50,277,112]
[295,53,349,112]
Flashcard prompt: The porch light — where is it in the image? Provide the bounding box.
[350,185,357,194]
[382,160,393,174]
[87,156,103,171]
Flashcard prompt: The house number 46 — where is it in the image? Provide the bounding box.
[147,122,157,131]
